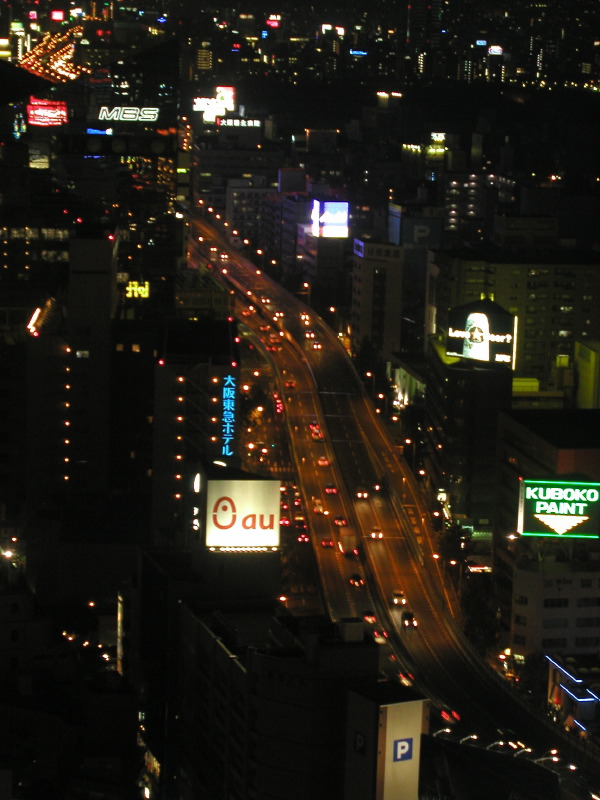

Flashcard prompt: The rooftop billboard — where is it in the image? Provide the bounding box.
[518,479,600,538]
[311,199,349,238]
[205,478,280,550]
[446,299,517,368]
[27,96,68,126]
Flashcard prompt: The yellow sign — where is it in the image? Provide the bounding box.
[125,281,150,299]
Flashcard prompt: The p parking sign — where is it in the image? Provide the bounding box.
[393,738,413,762]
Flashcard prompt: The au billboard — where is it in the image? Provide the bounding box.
[446,299,517,368]
[518,479,600,538]
[205,479,280,549]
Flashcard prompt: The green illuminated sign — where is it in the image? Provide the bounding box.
[518,479,600,538]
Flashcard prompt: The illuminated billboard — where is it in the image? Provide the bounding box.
[125,280,149,299]
[518,479,600,538]
[98,106,159,122]
[217,117,261,128]
[193,86,235,123]
[310,200,349,238]
[446,300,517,368]
[205,478,281,549]
[27,96,68,126]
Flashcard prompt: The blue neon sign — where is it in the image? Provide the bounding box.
[221,374,237,457]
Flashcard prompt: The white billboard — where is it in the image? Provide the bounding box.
[379,701,425,799]
[205,478,281,549]
[193,86,236,123]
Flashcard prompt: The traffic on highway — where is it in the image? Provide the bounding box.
[190,213,600,795]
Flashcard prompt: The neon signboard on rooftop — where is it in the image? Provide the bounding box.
[27,96,68,126]
[205,478,281,549]
[518,479,600,538]
[310,200,349,238]
[193,86,235,123]
[446,299,518,369]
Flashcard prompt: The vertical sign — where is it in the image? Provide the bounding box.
[221,374,237,457]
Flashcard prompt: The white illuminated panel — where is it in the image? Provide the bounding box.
[379,700,425,799]
[311,200,349,238]
[205,479,281,549]
[193,86,236,123]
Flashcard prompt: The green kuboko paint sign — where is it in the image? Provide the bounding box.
[518,479,600,538]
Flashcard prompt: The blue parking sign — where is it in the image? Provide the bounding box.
[393,738,413,762]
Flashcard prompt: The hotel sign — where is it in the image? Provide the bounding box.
[518,479,600,538]
[221,373,237,458]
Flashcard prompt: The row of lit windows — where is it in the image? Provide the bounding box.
[0,228,69,240]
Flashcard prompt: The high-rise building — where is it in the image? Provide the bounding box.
[436,246,600,393]
[493,409,600,646]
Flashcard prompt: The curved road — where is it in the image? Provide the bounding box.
[190,215,600,789]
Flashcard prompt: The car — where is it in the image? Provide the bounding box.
[280,517,291,526]
[259,324,270,332]
[398,672,415,687]
[370,526,383,539]
[334,516,347,527]
[324,484,337,494]
[401,610,418,627]
[311,431,324,441]
[313,499,324,514]
[317,456,330,467]
[321,537,334,548]
[440,707,461,725]
[308,420,319,430]
[284,380,296,389]
[312,341,322,350]
[297,532,310,543]
[356,486,369,499]
[305,329,315,339]
[363,610,377,624]
[392,589,406,606]
[373,629,389,644]
[349,574,365,587]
